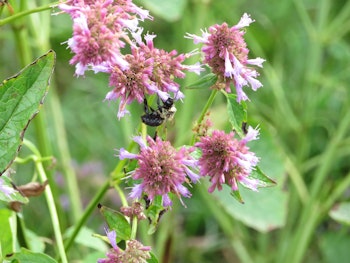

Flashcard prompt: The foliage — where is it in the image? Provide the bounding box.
[1,0,350,263]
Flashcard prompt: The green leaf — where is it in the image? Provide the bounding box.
[185,73,218,90]
[222,166,276,205]
[142,0,187,22]
[0,175,28,204]
[320,232,350,263]
[226,94,247,137]
[147,252,159,263]
[0,208,15,257]
[249,125,286,183]
[5,247,57,263]
[144,195,166,235]
[0,50,56,175]
[64,226,107,251]
[25,230,45,253]
[98,204,131,241]
[214,185,287,232]
[329,201,350,225]
[250,166,277,187]
[230,189,244,204]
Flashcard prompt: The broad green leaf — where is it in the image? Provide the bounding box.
[329,201,350,225]
[25,229,45,253]
[98,204,131,241]
[5,247,57,263]
[0,175,28,204]
[142,0,187,22]
[226,94,247,137]
[249,125,286,183]
[185,73,218,90]
[64,226,107,251]
[147,252,159,263]
[0,208,15,257]
[0,50,56,175]
[214,185,287,232]
[320,232,350,263]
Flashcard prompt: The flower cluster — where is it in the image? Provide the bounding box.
[120,202,146,220]
[117,125,261,206]
[105,33,201,118]
[60,4,268,259]
[59,0,152,76]
[98,229,151,263]
[119,136,199,207]
[196,127,262,193]
[186,13,265,102]
[60,0,201,118]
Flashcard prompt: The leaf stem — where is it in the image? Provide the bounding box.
[190,89,218,145]
[114,183,128,207]
[64,180,110,253]
[0,2,58,26]
[323,170,350,213]
[130,216,138,240]
[49,87,83,223]
[23,139,68,263]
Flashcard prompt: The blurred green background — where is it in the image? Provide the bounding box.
[1,0,350,262]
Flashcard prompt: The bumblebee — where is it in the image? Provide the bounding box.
[141,97,177,127]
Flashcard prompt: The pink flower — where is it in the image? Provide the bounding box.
[98,229,151,263]
[195,127,262,193]
[118,136,199,206]
[59,0,152,76]
[186,13,265,102]
[106,33,200,118]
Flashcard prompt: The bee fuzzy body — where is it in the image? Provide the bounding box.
[141,97,177,127]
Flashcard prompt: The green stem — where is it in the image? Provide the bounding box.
[130,216,138,240]
[288,201,321,263]
[0,2,57,26]
[34,108,66,226]
[49,87,83,223]
[310,110,350,198]
[64,180,110,253]
[16,215,30,249]
[65,145,136,253]
[197,184,254,263]
[115,184,128,207]
[282,110,350,263]
[23,139,68,263]
[190,89,218,145]
[323,170,350,213]
[282,149,309,203]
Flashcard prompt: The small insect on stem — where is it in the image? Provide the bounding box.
[242,122,248,135]
[141,96,177,127]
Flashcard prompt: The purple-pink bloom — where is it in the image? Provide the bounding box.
[195,127,262,193]
[0,178,17,199]
[59,0,152,76]
[98,229,151,263]
[118,136,199,206]
[105,33,200,118]
[185,13,265,102]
